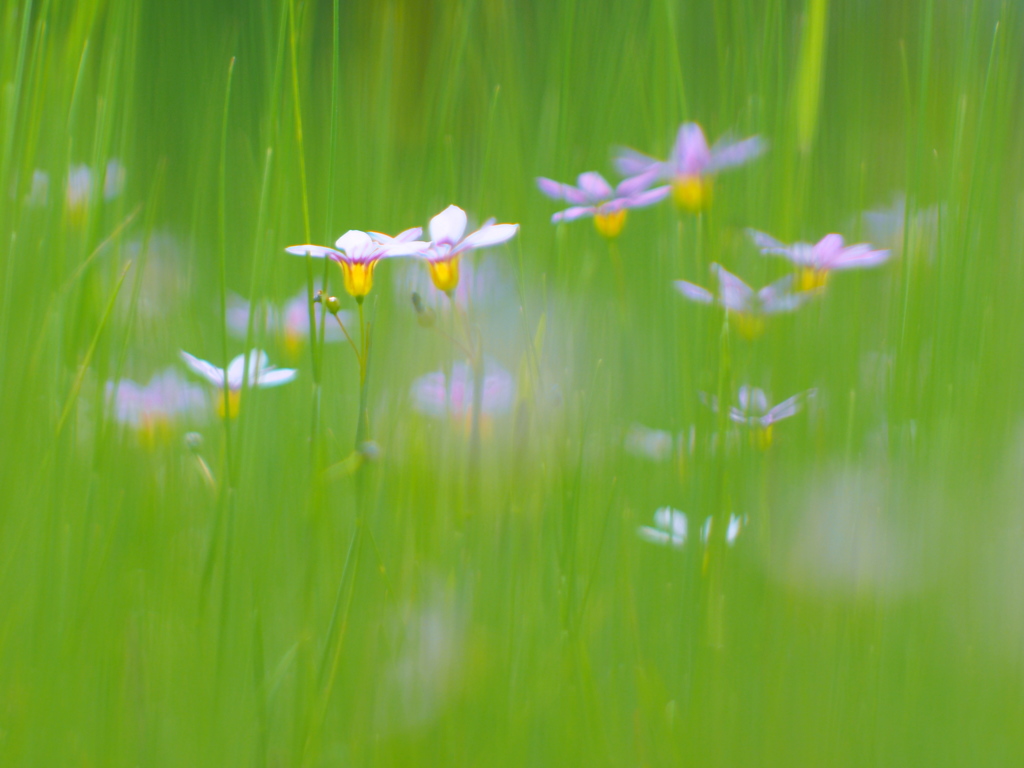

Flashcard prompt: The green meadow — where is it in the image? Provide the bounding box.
[2,0,1024,764]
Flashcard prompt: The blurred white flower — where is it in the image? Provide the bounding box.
[624,423,675,461]
[772,466,923,599]
[862,194,941,263]
[179,349,297,418]
[700,514,747,546]
[638,507,688,548]
[26,170,49,207]
[376,588,467,733]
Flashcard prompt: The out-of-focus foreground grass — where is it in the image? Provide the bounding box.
[2,0,1024,765]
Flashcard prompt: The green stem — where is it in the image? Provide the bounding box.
[354,300,370,449]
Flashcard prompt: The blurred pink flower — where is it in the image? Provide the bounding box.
[536,170,668,238]
[227,289,352,357]
[675,263,813,338]
[106,369,207,441]
[749,229,890,290]
[410,361,515,421]
[614,123,764,212]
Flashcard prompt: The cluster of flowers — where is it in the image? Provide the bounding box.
[285,204,518,300]
[536,123,891,548]
[106,204,520,439]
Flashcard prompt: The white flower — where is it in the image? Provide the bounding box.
[638,507,688,548]
[180,349,297,418]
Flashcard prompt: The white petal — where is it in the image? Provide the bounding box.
[429,205,468,245]
[255,367,298,388]
[180,351,225,387]
[457,223,518,252]
[334,230,375,260]
[285,244,340,259]
[382,240,432,257]
[226,354,249,389]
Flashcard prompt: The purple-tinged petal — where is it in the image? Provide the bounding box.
[615,167,661,197]
[536,177,589,205]
[429,205,468,245]
[672,123,711,176]
[764,392,806,424]
[747,228,789,254]
[759,275,813,314]
[552,206,596,223]
[613,147,662,178]
[812,234,845,263]
[623,185,671,209]
[711,264,754,311]
[674,280,715,304]
[827,245,891,271]
[738,385,768,414]
[706,135,766,173]
[576,171,614,202]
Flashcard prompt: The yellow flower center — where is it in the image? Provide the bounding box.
[732,312,765,340]
[283,326,304,360]
[797,267,829,292]
[215,389,242,420]
[138,414,173,447]
[751,425,774,450]
[593,209,627,239]
[671,175,713,213]
[338,260,377,298]
[428,257,461,293]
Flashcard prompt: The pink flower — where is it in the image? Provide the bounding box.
[749,229,890,290]
[536,170,668,238]
[106,369,207,440]
[675,263,813,338]
[615,123,764,212]
[410,362,515,420]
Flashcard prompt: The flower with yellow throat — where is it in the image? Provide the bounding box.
[675,263,814,340]
[286,228,428,301]
[106,369,206,445]
[536,170,669,239]
[727,385,815,449]
[748,229,891,291]
[614,122,764,214]
[179,350,297,419]
[415,205,519,293]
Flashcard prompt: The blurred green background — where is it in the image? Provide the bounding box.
[2,0,1024,765]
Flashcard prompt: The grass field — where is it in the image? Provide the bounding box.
[2,0,1024,765]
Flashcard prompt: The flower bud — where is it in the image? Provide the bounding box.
[325,295,343,314]
[184,431,204,452]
